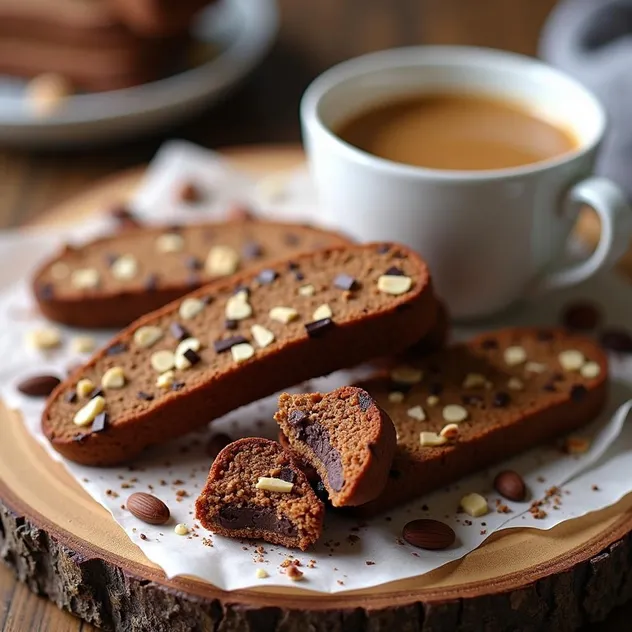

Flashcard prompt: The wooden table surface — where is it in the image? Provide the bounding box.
[1,0,629,630]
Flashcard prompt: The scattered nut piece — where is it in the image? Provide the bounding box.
[439,423,459,440]
[508,377,524,391]
[298,284,315,297]
[564,436,591,454]
[133,326,163,348]
[76,378,95,398]
[525,361,546,373]
[174,523,189,536]
[151,350,175,373]
[156,370,175,389]
[26,72,72,116]
[269,306,299,324]
[71,268,100,290]
[391,366,423,384]
[71,335,95,354]
[462,372,486,389]
[179,297,205,320]
[580,361,601,378]
[377,274,413,295]
[256,477,294,493]
[426,395,440,407]
[460,493,488,517]
[73,395,105,427]
[251,324,275,348]
[206,245,240,276]
[504,346,527,366]
[50,262,69,280]
[558,350,585,372]
[101,366,125,389]
[155,233,184,253]
[442,404,468,423]
[111,254,138,280]
[388,391,405,403]
[407,405,426,421]
[420,432,448,447]
[127,492,170,525]
[255,568,269,579]
[225,294,252,321]
[312,303,333,321]
[286,565,304,581]
[231,342,255,363]
[26,326,61,350]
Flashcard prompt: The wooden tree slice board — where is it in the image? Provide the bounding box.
[2,145,632,631]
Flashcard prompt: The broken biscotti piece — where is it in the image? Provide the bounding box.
[32,220,350,328]
[195,438,325,550]
[352,327,608,516]
[274,387,397,507]
[42,242,438,465]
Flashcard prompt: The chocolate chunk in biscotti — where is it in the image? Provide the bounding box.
[42,242,438,466]
[278,431,319,483]
[274,387,396,507]
[32,220,351,328]
[195,438,324,550]
[351,327,608,516]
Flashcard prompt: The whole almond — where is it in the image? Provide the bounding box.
[127,492,170,525]
[402,519,455,550]
[493,470,527,502]
[17,374,61,397]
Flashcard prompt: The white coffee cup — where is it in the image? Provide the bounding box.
[300,46,632,320]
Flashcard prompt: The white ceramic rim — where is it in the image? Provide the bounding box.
[300,45,607,182]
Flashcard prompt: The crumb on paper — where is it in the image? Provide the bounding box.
[365,560,375,566]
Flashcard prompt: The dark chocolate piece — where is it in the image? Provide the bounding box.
[137,391,154,401]
[305,318,335,337]
[91,412,109,433]
[89,388,104,400]
[214,335,248,353]
[357,390,373,412]
[145,274,158,292]
[493,392,511,408]
[278,467,296,483]
[225,319,238,331]
[37,283,54,300]
[312,480,330,503]
[242,241,263,260]
[170,322,191,342]
[107,342,128,355]
[184,256,202,270]
[288,410,344,491]
[462,394,483,406]
[571,384,588,402]
[600,329,632,353]
[333,274,358,291]
[172,381,185,391]
[218,506,297,536]
[65,391,78,404]
[384,266,404,276]
[257,269,278,285]
[183,349,201,366]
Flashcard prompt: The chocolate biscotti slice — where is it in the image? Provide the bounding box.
[274,387,397,507]
[42,242,437,465]
[195,438,325,550]
[33,220,350,328]
[352,327,608,516]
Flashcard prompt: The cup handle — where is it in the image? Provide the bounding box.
[533,176,632,294]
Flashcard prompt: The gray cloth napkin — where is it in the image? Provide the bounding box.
[540,0,632,199]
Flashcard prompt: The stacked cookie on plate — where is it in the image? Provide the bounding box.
[1,0,212,94]
[34,212,609,550]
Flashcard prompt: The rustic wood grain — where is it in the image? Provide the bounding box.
[5,0,632,630]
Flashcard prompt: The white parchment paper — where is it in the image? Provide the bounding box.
[2,140,632,593]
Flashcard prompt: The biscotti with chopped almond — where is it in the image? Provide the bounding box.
[42,242,438,465]
[352,327,608,516]
[32,220,351,328]
[195,438,325,550]
[274,387,396,507]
